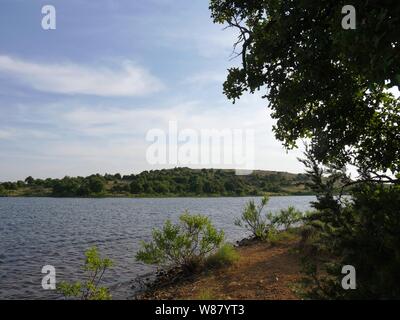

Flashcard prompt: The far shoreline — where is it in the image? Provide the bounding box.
[0,193,317,199]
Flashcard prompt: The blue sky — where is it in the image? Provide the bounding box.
[0,0,304,181]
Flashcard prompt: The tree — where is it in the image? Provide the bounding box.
[210,0,400,176]
[25,176,34,185]
[17,180,25,188]
[52,177,80,196]
[299,151,400,299]
[210,0,400,298]
[153,181,170,194]
[143,182,154,194]
[87,176,105,194]
[189,176,204,194]
[129,179,144,194]
[2,182,17,190]
[77,183,91,196]
[203,180,224,194]
[224,179,236,193]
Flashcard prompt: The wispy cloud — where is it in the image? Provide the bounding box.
[0,129,13,139]
[159,23,238,59]
[0,55,164,97]
[0,127,59,140]
[0,97,305,180]
[185,71,227,87]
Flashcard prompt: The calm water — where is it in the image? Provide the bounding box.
[0,196,314,299]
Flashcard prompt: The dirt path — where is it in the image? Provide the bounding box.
[144,240,303,300]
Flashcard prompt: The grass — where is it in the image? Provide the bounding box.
[268,228,301,246]
[196,289,217,300]
[205,243,239,269]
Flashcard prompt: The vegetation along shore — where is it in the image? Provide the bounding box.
[0,167,314,198]
[55,196,336,300]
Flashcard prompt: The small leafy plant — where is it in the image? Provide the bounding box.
[270,206,303,230]
[58,247,113,300]
[235,196,304,241]
[136,211,225,272]
[235,195,275,240]
[206,243,239,268]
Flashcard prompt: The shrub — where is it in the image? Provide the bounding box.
[235,196,305,242]
[235,195,275,240]
[268,229,299,246]
[136,211,225,272]
[206,243,239,268]
[298,151,400,299]
[270,206,303,230]
[58,247,113,300]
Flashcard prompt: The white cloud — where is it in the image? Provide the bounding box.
[61,100,262,138]
[160,25,238,59]
[57,97,304,172]
[0,96,305,180]
[0,55,164,97]
[0,129,14,139]
[0,127,59,140]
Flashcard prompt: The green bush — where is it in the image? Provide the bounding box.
[136,211,225,272]
[307,184,400,299]
[270,206,303,230]
[299,151,400,299]
[268,229,299,246]
[58,247,113,300]
[206,243,239,268]
[235,196,305,241]
[235,195,276,240]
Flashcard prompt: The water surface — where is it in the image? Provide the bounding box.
[0,196,314,299]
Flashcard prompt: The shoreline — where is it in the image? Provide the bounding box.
[136,235,303,300]
[0,193,316,199]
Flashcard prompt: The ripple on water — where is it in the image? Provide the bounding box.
[0,196,314,299]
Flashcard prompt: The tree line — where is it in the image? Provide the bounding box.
[0,168,312,197]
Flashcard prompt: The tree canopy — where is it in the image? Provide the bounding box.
[0,168,312,197]
[210,0,400,176]
[210,0,400,299]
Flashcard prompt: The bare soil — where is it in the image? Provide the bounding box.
[140,240,303,300]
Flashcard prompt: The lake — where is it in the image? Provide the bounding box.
[0,196,314,299]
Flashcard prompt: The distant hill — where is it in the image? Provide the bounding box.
[0,167,313,198]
